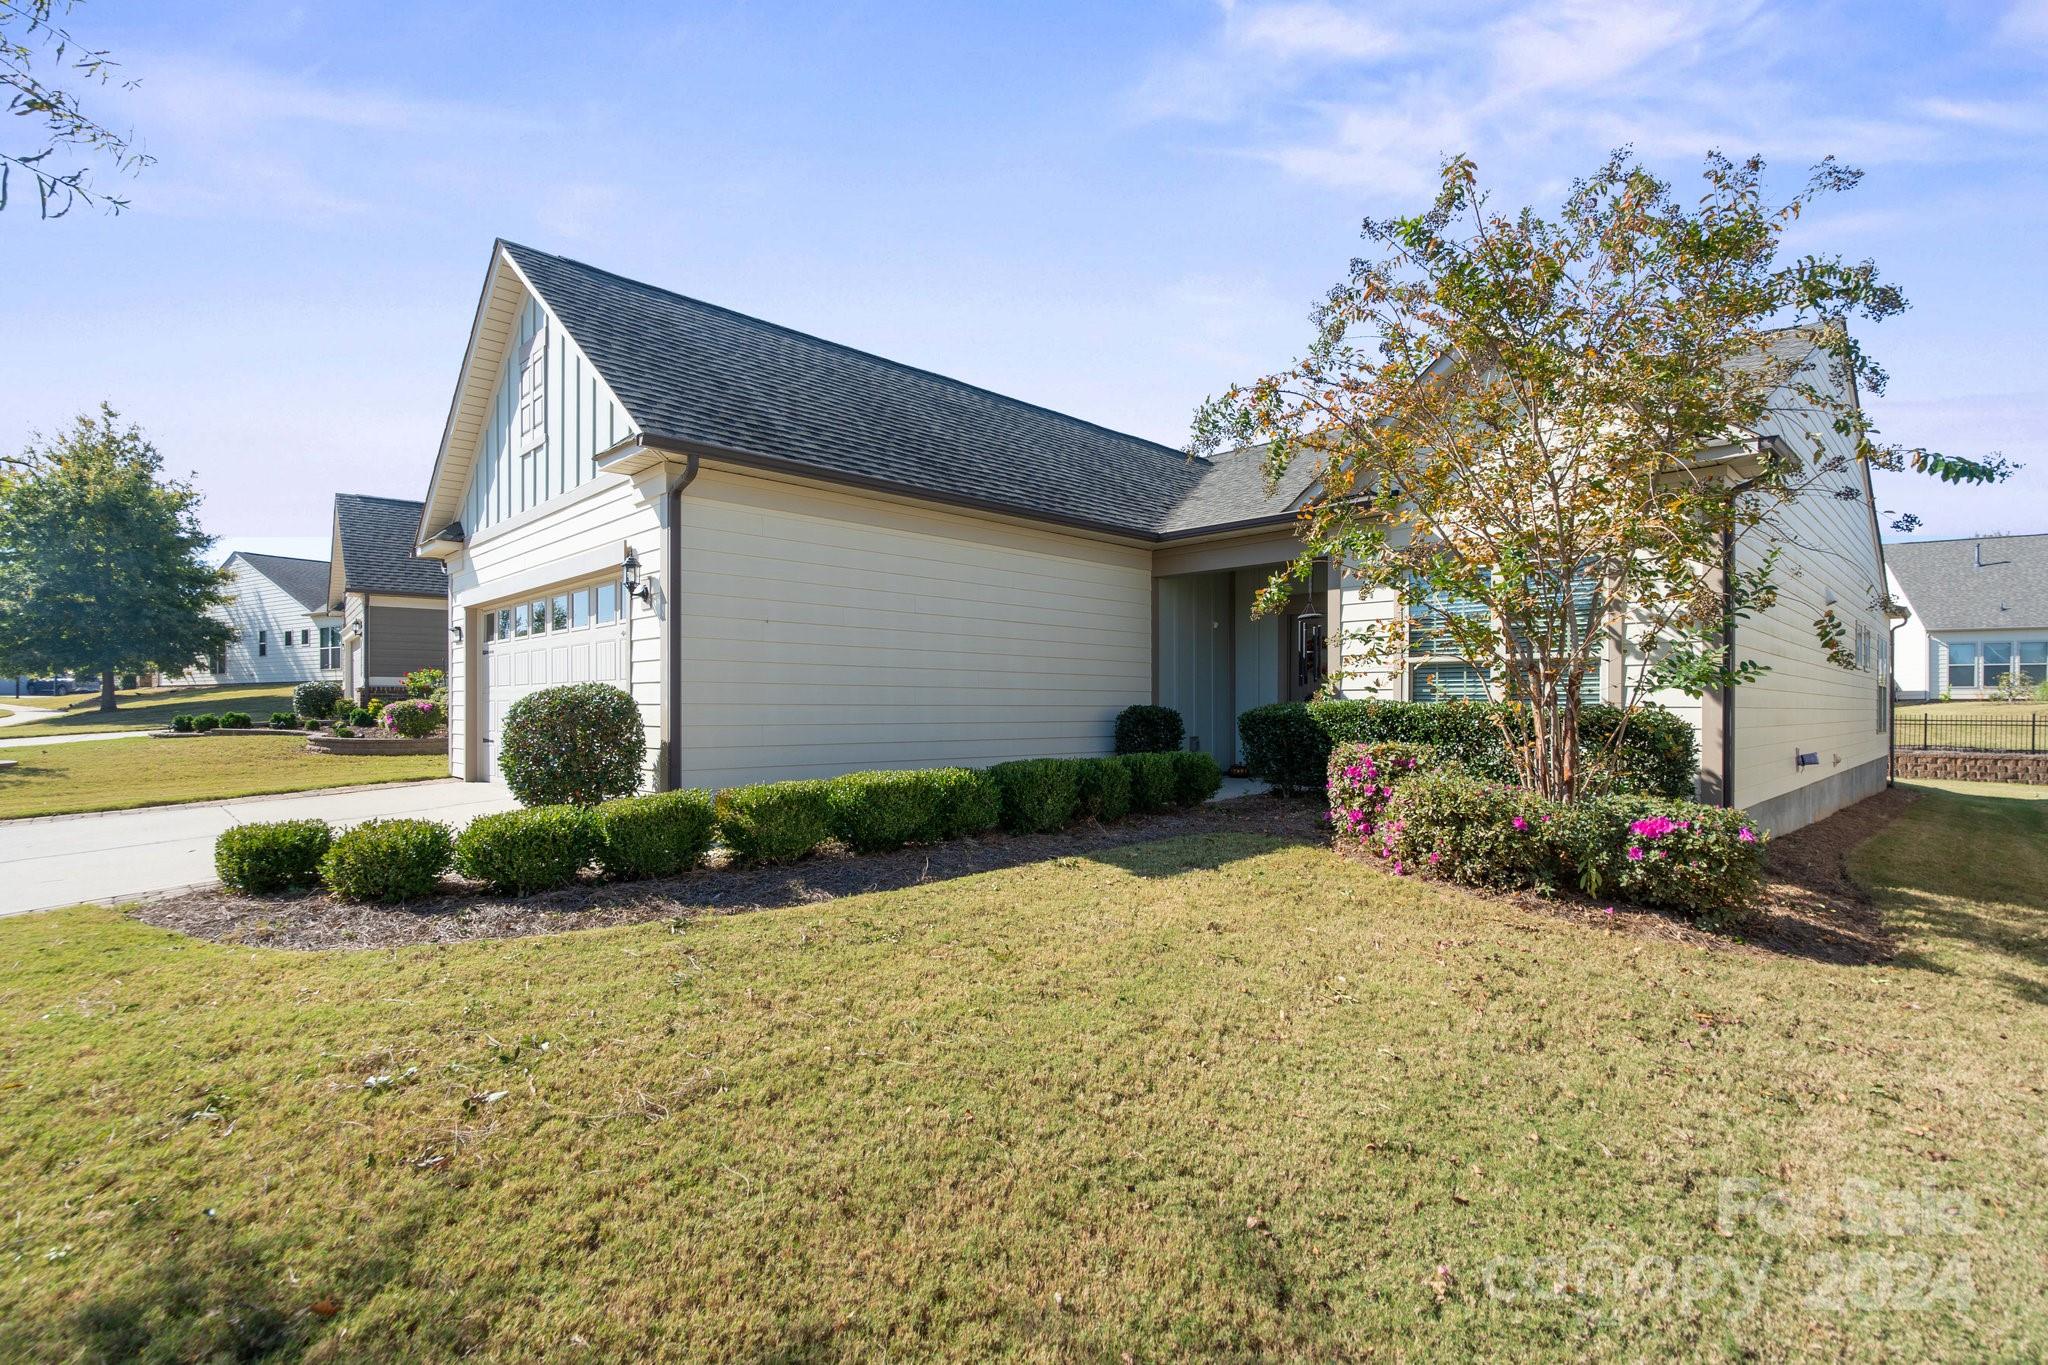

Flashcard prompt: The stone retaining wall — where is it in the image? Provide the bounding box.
[304,733,447,757]
[1893,749,2048,784]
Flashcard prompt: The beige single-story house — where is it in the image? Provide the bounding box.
[327,493,449,700]
[176,551,341,687]
[411,241,1892,832]
[1886,533,2048,700]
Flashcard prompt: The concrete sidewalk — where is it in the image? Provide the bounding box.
[0,730,153,749]
[0,779,523,917]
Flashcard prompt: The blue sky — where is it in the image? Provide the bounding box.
[7,0,2046,564]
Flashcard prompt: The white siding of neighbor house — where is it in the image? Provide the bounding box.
[1333,575,1403,699]
[463,292,633,537]
[180,557,339,687]
[1887,567,1932,699]
[443,473,664,784]
[671,468,1153,788]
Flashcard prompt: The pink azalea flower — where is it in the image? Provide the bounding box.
[1626,846,1644,862]
[1737,827,1756,843]
[1427,851,1441,865]
[1391,861,1405,876]
[1511,816,1528,831]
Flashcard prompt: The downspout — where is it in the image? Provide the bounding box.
[662,453,701,790]
[1719,525,1737,809]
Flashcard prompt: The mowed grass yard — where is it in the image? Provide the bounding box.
[0,784,2042,1359]
[0,684,297,739]
[0,735,446,819]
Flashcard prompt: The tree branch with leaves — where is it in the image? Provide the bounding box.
[2,0,150,217]
[1194,149,2014,802]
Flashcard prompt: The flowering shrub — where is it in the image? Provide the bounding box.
[403,667,446,699]
[1325,741,1436,844]
[1566,796,1767,925]
[1375,772,1767,924]
[379,698,444,739]
[499,683,645,807]
[1380,770,1557,887]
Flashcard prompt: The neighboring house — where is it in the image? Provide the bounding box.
[1886,533,2048,700]
[327,493,450,699]
[177,552,341,687]
[408,241,1891,832]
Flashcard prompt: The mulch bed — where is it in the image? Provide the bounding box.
[136,797,1325,952]
[132,786,1920,963]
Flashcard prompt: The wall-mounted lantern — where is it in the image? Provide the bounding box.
[622,549,653,605]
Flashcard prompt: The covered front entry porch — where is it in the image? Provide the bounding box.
[1153,538,1337,768]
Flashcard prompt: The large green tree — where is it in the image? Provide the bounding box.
[0,406,230,710]
[1194,151,2013,801]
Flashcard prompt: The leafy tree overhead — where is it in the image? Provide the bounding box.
[2,0,151,217]
[0,406,230,710]
[1194,150,2015,802]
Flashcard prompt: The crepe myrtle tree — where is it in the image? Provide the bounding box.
[1193,150,2013,802]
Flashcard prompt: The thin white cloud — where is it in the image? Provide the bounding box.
[1231,2,1405,62]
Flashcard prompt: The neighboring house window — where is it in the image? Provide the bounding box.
[318,627,341,671]
[258,630,267,657]
[211,647,227,673]
[1946,643,1979,690]
[1983,642,2012,688]
[2020,642,2048,685]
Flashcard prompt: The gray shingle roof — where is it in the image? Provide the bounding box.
[500,242,1301,538]
[1887,533,2048,632]
[335,493,447,598]
[233,552,330,613]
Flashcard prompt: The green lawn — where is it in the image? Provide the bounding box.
[1898,700,2048,719]
[0,735,446,819]
[0,684,298,739]
[0,784,2041,1358]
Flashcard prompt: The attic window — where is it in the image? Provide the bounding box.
[516,329,547,454]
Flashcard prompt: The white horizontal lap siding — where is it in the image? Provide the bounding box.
[1334,576,1402,698]
[1732,392,1889,816]
[446,474,664,786]
[185,560,332,686]
[673,470,1152,788]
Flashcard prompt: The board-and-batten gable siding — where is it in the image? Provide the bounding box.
[672,468,1153,788]
[442,474,664,783]
[464,292,632,536]
[187,560,334,686]
[364,602,449,682]
[1728,392,1890,816]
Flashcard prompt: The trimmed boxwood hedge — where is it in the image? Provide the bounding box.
[594,790,717,880]
[320,818,452,902]
[191,713,220,733]
[214,818,332,893]
[929,768,1003,840]
[1169,750,1224,806]
[218,711,253,729]
[1117,752,1179,813]
[985,758,1083,833]
[1241,698,1696,798]
[499,683,645,807]
[825,769,953,852]
[715,780,833,863]
[1112,704,1184,755]
[454,807,600,895]
[1075,756,1134,823]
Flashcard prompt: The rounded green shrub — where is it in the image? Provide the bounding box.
[403,667,445,699]
[714,780,833,863]
[191,713,221,733]
[929,767,1002,839]
[294,680,343,720]
[379,699,444,738]
[1113,704,1184,755]
[218,710,252,729]
[1117,752,1179,813]
[347,707,376,728]
[454,807,599,895]
[320,818,452,902]
[985,758,1082,834]
[826,769,951,852]
[214,818,332,894]
[268,711,296,729]
[594,789,717,879]
[1075,756,1133,823]
[1237,703,1328,794]
[1168,750,1224,806]
[171,714,195,733]
[499,683,645,807]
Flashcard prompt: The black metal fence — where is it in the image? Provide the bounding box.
[1894,712,2048,753]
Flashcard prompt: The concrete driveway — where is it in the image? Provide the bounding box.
[0,779,523,917]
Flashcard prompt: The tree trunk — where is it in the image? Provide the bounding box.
[98,668,118,712]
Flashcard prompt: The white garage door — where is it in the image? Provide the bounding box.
[478,579,630,782]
